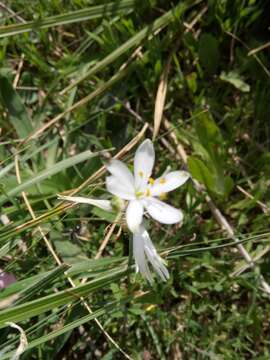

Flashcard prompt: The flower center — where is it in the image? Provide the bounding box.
[145,188,151,197]
[135,190,144,198]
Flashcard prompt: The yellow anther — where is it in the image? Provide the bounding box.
[138,170,144,178]
[145,188,151,197]
[148,177,155,185]
[135,191,144,198]
[159,192,167,200]
[159,177,166,184]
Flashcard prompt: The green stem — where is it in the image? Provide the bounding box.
[123,234,133,336]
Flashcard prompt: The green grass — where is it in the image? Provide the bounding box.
[0,0,270,359]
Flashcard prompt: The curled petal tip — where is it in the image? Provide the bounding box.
[133,225,169,283]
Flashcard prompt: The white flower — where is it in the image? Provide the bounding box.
[106,139,189,233]
[106,139,189,282]
[58,139,189,282]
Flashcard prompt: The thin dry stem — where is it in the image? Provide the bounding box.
[231,244,270,277]
[0,1,25,23]
[248,41,270,56]
[225,31,270,78]
[95,213,122,260]
[236,185,269,214]
[13,54,25,88]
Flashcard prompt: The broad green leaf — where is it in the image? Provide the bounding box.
[187,156,215,191]
[195,112,221,144]
[224,175,234,197]
[91,207,118,223]
[198,33,219,75]
[54,240,88,264]
[0,70,33,138]
[220,71,250,92]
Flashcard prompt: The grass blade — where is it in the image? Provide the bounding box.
[61,2,187,94]
[0,150,99,206]
[0,1,135,38]
[0,267,127,327]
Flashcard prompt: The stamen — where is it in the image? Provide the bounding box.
[148,177,155,185]
[145,188,151,197]
[146,304,156,311]
[135,191,144,198]
[139,170,144,178]
[159,192,167,200]
[159,177,166,184]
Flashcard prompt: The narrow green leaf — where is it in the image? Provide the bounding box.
[68,257,125,277]
[0,150,98,206]
[1,297,132,359]
[0,239,20,258]
[15,264,70,305]
[0,258,125,300]
[62,2,187,93]
[0,267,127,327]
[0,1,135,38]
[0,138,59,180]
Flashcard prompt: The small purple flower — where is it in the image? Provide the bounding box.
[0,271,16,289]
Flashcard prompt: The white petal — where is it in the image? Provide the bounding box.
[126,200,144,233]
[134,139,155,191]
[57,195,113,211]
[144,197,183,224]
[106,176,135,200]
[150,171,190,196]
[133,227,152,283]
[133,224,169,282]
[144,235,169,281]
[106,159,134,193]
